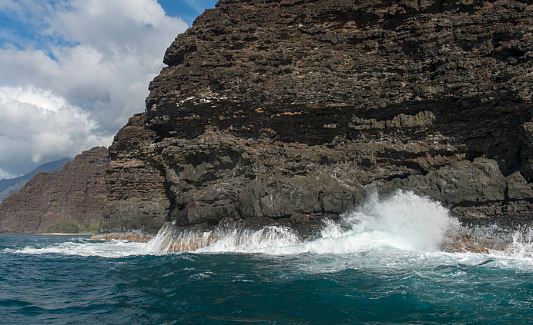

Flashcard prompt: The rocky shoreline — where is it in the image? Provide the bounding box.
[40,233,96,236]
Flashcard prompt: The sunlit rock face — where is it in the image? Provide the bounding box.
[98,0,533,239]
[0,147,109,234]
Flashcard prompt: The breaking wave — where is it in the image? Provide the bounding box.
[146,190,458,254]
[7,190,533,259]
[493,227,533,258]
[8,237,149,258]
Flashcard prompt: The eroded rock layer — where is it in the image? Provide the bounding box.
[0,147,109,234]
[98,0,533,239]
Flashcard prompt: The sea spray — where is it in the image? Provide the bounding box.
[493,226,533,258]
[319,190,458,252]
[145,224,301,254]
[11,237,148,258]
[281,190,459,254]
[143,226,218,253]
[145,190,459,254]
[12,191,532,258]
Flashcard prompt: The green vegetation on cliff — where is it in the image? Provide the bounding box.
[46,220,100,234]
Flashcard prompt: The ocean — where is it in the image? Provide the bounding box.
[2,191,533,324]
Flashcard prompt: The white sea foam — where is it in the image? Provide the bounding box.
[12,238,153,258]
[491,227,533,259]
[9,190,533,262]
[300,190,458,254]
[196,226,301,254]
[144,225,301,255]
[13,190,455,257]
[146,190,459,255]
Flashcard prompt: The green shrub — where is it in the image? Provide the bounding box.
[46,219,80,233]
[46,219,100,233]
[80,222,100,233]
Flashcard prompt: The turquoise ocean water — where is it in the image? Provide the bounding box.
[2,191,533,324]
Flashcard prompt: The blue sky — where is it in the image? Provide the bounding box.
[159,0,217,25]
[0,0,217,178]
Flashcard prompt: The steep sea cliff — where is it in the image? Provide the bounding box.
[0,147,109,234]
[4,2,533,323]
[96,0,533,248]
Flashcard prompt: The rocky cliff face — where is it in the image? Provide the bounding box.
[0,147,109,234]
[0,158,71,204]
[98,0,533,239]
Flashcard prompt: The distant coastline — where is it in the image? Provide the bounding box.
[0,233,95,236]
[38,233,95,236]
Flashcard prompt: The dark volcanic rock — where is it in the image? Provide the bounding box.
[0,147,109,234]
[98,0,533,239]
[98,114,169,235]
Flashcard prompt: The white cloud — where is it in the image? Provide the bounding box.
[0,0,24,14]
[0,86,113,175]
[0,0,189,177]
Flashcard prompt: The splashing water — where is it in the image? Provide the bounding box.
[8,237,149,258]
[309,190,458,253]
[145,190,459,255]
[493,227,533,258]
[146,225,301,254]
[9,191,533,259]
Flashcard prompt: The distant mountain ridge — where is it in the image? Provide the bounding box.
[0,158,72,203]
[0,147,109,234]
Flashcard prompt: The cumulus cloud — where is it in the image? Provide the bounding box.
[0,86,113,177]
[0,0,188,177]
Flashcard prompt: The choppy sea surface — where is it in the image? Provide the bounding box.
[2,191,533,324]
